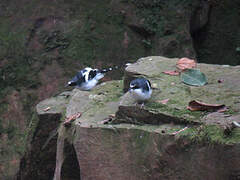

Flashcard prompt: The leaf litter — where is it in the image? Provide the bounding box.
[187,100,227,112]
[176,57,197,71]
[63,112,82,126]
[162,57,197,76]
[180,69,207,86]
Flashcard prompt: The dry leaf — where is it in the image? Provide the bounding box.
[43,107,51,112]
[159,99,169,105]
[176,57,197,71]
[187,100,226,112]
[162,70,179,76]
[63,112,82,126]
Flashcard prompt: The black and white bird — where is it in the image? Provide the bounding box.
[129,77,152,107]
[67,67,116,91]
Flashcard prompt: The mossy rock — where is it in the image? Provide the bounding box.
[29,56,240,180]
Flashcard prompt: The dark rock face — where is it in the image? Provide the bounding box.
[74,128,240,180]
[61,142,80,180]
[192,0,240,65]
[17,113,60,180]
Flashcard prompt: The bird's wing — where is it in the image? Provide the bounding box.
[74,71,86,83]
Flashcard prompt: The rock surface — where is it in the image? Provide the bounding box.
[19,56,240,180]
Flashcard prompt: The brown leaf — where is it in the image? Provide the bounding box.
[43,107,51,112]
[187,100,226,112]
[159,98,170,105]
[63,112,82,126]
[162,70,179,76]
[176,57,197,71]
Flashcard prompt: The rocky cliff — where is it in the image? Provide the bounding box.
[1,0,203,177]
[18,56,240,180]
[1,0,240,178]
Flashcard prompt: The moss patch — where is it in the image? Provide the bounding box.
[179,125,240,144]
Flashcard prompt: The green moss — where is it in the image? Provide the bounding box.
[19,112,39,155]
[91,80,124,103]
[61,0,125,67]
[179,125,240,144]
[129,0,191,37]
[38,30,70,52]
[60,108,67,122]
[145,101,205,123]
[0,18,41,93]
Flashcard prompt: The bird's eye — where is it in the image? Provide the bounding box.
[130,84,139,89]
[68,81,77,86]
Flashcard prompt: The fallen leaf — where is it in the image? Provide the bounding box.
[187,100,226,112]
[162,70,179,76]
[177,57,197,71]
[181,69,207,86]
[170,127,188,135]
[43,107,51,112]
[63,112,82,126]
[159,98,169,104]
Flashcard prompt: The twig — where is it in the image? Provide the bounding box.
[170,127,188,135]
[43,107,51,112]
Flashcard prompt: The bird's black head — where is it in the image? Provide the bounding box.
[129,82,140,90]
[129,78,151,91]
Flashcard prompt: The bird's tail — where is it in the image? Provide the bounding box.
[100,66,119,73]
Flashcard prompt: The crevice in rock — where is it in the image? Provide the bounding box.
[17,113,61,180]
[114,106,200,126]
[53,125,80,180]
[61,142,81,180]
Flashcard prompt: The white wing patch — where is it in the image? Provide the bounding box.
[82,67,93,82]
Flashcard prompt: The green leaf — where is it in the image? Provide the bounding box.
[180,69,207,86]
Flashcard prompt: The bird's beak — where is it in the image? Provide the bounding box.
[65,81,73,87]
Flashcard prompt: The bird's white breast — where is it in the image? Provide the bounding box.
[130,88,152,102]
[78,79,98,90]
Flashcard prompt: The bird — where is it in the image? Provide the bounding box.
[129,77,152,107]
[67,66,117,91]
